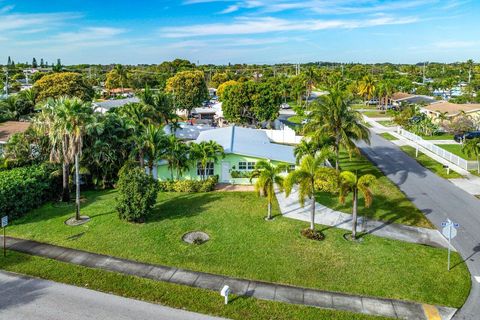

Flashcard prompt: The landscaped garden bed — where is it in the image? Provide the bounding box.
[8,189,470,308]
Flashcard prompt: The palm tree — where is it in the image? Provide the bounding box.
[115,103,156,167]
[284,152,337,231]
[142,124,166,177]
[35,98,70,202]
[294,136,334,164]
[57,98,95,220]
[190,141,225,180]
[250,161,287,220]
[358,75,376,103]
[163,135,190,180]
[304,89,370,171]
[301,67,320,107]
[338,171,376,239]
[113,64,128,94]
[140,87,178,124]
[462,138,480,174]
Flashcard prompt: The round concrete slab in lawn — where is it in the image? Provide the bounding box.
[65,216,91,226]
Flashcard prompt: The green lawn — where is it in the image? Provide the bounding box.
[362,110,392,118]
[7,190,470,307]
[440,144,477,160]
[377,120,396,127]
[379,133,398,141]
[318,151,433,228]
[421,133,455,141]
[351,104,375,110]
[287,115,305,124]
[0,251,386,320]
[400,146,463,179]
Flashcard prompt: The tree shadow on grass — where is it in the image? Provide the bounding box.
[12,189,117,227]
[147,192,224,223]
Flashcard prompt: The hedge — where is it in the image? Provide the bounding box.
[158,176,218,193]
[0,164,58,219]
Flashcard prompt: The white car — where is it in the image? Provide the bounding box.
[280,103,291,109]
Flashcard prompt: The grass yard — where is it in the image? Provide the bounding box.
[421,133,455,141]
[400,146,463,179]
[439,144,477,161]
[317,151,433,228]
[7,190,470,308]
[362,110,392,118]
[287,115,305,124]
[0,252,386,320]
[379,133,398,141]
[351,104,376,110]
[376,120,396,127]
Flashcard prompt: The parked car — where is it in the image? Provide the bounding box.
[280,103,291,109]
[454,131,480,143]
[365,99,379,105]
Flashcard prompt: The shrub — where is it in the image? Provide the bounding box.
[158,176,218,193]
[116,166,158,223]
[0,164,58,219]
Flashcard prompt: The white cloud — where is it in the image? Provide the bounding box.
[433,40,477,49]
[159,15,418,38]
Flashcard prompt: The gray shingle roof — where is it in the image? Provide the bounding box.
[93,97,140,111]
[195,126,295,164]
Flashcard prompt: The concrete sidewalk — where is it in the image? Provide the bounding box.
[275,187,451,249]
[2,236,455,320]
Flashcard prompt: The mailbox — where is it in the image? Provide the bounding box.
[220,285,231,304]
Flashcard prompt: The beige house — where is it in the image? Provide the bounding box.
[423,101,480,120]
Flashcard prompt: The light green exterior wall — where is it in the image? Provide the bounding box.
[156,153,293,185]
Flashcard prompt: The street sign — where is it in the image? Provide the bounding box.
[1,216,6,257]
[442,225,457,239]
[1,216,7,228]
[441,219,459,271]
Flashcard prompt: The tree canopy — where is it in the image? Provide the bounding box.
[33,72,94,102]
[165,70,208,112]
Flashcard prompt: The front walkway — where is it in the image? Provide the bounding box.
[2,236,455,320]
[275,187,451,249]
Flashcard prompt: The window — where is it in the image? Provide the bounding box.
[197,162,214,176]
[289,165,296,172]
[239,161,256,170]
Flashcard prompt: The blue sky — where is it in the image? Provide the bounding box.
[1,0,479,65]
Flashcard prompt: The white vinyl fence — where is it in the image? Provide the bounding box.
[262,126,303,145]
[398,128,478,171]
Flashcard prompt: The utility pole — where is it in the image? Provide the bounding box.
[422,62,426,84]
[3,67,8,96]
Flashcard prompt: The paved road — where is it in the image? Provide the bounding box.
[357,133,480,320]
[0,271,225,320]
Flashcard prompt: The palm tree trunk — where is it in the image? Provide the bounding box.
[335,144,340,172]
[62,162,70,202]
[75,153,81,221]
[352,188,358,239]
[139,150,145,168]
[310,190,316,230]
[267,200,272,220]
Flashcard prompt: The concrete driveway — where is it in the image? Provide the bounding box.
[357,132,480,320]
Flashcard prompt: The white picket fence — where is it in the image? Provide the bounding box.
[262,126,303,144]
[398,128,478,171]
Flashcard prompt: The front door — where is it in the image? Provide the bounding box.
[221,162,231,182]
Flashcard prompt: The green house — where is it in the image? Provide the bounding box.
[155,126,296,184]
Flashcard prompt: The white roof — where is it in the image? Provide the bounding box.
[195,126,295,164]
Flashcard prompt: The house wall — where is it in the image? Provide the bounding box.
[156,153,292,184]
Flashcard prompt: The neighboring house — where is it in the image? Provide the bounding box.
[93,97,140,113]
[0,121,30,155]
[155,126,296,184]
[423,101,480,120]
[390,92,436,107]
